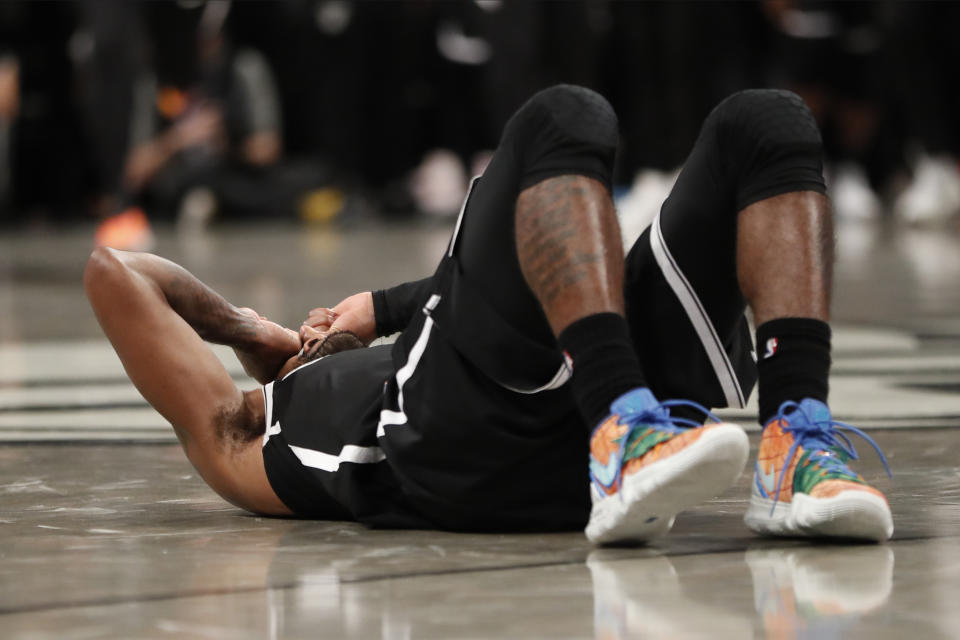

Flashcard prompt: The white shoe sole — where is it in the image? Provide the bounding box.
[585,424,749,545]
[744,486,893,542]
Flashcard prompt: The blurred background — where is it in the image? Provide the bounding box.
[0,0,958,249]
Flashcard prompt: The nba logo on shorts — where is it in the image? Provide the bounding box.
[763,337,779,359]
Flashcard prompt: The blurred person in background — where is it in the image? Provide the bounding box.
[95,0,320,250]
[602,1,769,238]
[888,1,960,225]
[760,0,904,221]
[0,1,91,225]
[0,51,16,215]
[409,0,608,219]
[5,0,959,232]
[74,0,148,245]
[226,0,477,220]
[239,0,607,221]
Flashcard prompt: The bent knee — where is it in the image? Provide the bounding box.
[706,89,823,155]
[83,247,137,312]
[504,84,619,189]
[702,90,827,210]
[83,246,122,292]
[506,84,618,148]
[83,246,148,297]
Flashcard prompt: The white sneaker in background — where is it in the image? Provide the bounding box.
[894,154,960,225]
[177,186,218,231]
[830,163,883,221]
[410,148,468,218]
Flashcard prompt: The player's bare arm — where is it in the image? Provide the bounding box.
[100,251,302,383]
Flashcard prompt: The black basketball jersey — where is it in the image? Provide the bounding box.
[269,344,393,444]
[264,344,433,527]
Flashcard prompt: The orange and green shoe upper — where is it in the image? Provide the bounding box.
[754,399,890,505]
[589,388,720,497]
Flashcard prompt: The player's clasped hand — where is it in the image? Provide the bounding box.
[302,307,338,335]
[302,291,377,345]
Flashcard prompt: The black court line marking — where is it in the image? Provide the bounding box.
[0,375,249,390]
[0,581,302,616]
[775,415,960,426]
[720,413,960,422]
[896,382,960,393]
[0,402,149,413]
[915,333,960,342]
[10,365,959,387]
[832,368,960,377]
[10,367,960,388]
[832,349,958,358]
[0,439,176,446]
[1,422,959,447]
[0,378,131,390]
[0,536,950,617]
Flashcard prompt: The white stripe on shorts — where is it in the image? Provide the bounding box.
[499,361,572,394]
[288,443,387,472]
[261,381,280,448]
[650,212,746,408]
[376,294,441,437]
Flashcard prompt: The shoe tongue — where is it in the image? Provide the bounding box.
[797,398,832,424]
[791,399,836,451]
[610,387,657,415]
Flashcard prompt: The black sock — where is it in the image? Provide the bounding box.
[755,318,831,426]
[558,312,647,429]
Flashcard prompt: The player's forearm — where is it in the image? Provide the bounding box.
[372,276,435,336]
[123,135,178,191]
[120,251,259,348]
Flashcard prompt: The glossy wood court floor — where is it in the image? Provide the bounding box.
[2,215,959,638]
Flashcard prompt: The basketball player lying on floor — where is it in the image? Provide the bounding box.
[84,85,893,544]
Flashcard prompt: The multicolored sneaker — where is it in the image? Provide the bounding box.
[744,398,893,542]
[585,388,749,545]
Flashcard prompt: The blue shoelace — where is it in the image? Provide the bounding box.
[592,393,721,497]
[767,399,892,515]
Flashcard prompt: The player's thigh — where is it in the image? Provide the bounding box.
[623,131,750,409]
[455,145,555,348]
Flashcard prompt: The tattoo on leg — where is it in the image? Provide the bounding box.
[819,202,835,308]
[517,180,603,305]
[515,175,625,332]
